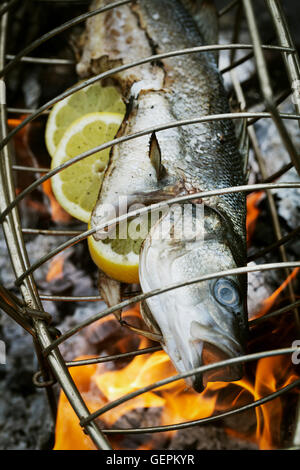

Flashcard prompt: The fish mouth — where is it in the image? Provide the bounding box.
[191,340,243,393]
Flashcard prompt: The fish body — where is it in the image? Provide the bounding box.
[79,0,248,391]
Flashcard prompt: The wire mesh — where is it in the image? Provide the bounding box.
[0,0,300,450]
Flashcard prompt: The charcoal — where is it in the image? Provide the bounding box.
[247,263,274,319]
[1,0,300,452]
[0,315,54,450]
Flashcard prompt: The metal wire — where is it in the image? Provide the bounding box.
[1,0,300,451]
[12,183,300,286]
[41,261,300,356]
[0,0,133,78]
[102,377,300,434]
[1,113,300,222]
[79,346,300,426]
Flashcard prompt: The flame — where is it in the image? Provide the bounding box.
[7,118,24,128]
[54,360,100,450]
[53,192,298,451]
[230,355,299,449]
[253,267,299,320]
[46,254,65,282]
[246,192,264,246]
[8,116,71,223]
[54,301,299,451]
[42,178,72,224]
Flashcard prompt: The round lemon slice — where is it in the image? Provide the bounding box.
[45,82,125,158]
[88,232,140,284]
[87,215,152,284]
[51,112,123,223]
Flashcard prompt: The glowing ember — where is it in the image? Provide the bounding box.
[7,118,24,128]
[54,303,299,451]
[52,187,298,451]
[246,192,264,246]
[46,254,65,282]
[253,267,299,319]
[42,178,72,223]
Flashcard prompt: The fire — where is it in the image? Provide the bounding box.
[42,178,72,224]
[46,254,65,282]
[246,191,264,246]
[253,267,300,319]
[54,301,299,451]
[8,116,71,223]
[53,190,298,451]
[7,118,24,128]
[242,355,298,449]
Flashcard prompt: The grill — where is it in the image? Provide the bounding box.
[0,0,300,450]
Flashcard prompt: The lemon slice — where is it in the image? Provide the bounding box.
[51,112,123,223]
[88,233,139,284]
[45,83,125,158]
[88,215,152,284]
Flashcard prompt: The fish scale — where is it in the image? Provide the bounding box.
[134,0,246,246]
[79,0,248,392]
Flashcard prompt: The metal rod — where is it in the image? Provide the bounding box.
[0,297,34,336]
[0,0,133,78]
[257,158,299,326]
[102,378,300,435]
[8,108,49,115]
[0,2,61,434]
[265,0,300,116]
[66,346,162,368]
[12,165,51,173]
[1,111,300,223]
[22,228,83,236]
[250,300,300,326]
[13,183,300,285]
[242,0,300,175]
[1,0,300,450]
[221,50,254,74]
[0,0,19,17]
[40,291,140,301]
[248,226,300,262]
[42,261,300,356]
[0,4,112,451]
[218,0,241,17]
[0,44,294,151]
[232,49,300,329]
[5,54,74,65]
[262,162,294,183]
[80,346,300,426]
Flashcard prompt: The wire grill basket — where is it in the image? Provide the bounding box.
[0,0,300,450]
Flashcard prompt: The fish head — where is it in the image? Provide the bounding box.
[139,203,248,392]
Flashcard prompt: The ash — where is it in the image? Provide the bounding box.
[1,0,300,451]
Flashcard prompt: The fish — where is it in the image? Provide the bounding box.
[78,0,248,392]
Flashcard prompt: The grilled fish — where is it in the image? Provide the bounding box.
[78,0,248,392]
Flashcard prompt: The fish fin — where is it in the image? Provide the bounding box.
[129,181,185,205]
[121,319,163,343]
[149,133,164,180]
[98,270,122,321]
[140,300,163,338]
[182,0,219,63]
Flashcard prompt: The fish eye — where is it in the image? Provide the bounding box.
[213,279,240,308]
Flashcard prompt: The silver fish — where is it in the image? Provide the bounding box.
[79,0,248,391]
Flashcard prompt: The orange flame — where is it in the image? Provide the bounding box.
[46,254,65,282]
[53,192,299,451]
[246,192,264,246]
[53,301,299,451]
[42,178,72,224]
[7,118,24,128]
[253,267,299,320]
